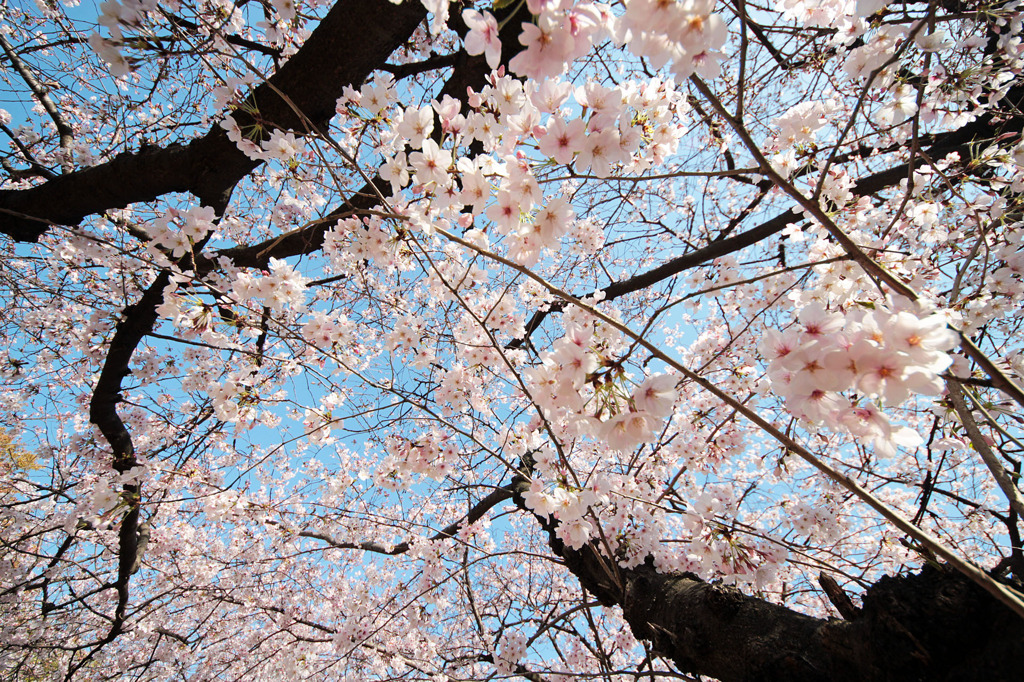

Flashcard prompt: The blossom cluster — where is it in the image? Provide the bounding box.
[374,430,459,490]
[466,0,729,82]
[761,301,958,456]
[220,115,306,163]
[523,323,677,444]
[229,257,309,312]
[149,205,217,259]
[346,72,689,269]
[493,630,528,676]
[515,320,683,549]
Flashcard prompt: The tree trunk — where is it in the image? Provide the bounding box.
[511,477,1024,682]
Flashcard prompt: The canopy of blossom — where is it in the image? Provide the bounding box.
[1,0,1024,680]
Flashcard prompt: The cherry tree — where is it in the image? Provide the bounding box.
[2,0,1024,679]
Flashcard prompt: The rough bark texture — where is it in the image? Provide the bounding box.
[510,475,1024,682]
[613,562,1024,682]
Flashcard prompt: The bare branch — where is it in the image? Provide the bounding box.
[0,33,74,155]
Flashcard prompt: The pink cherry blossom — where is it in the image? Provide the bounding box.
[632,374,678,418]
[462,9,501,70]
[538,115,586,165]
[6,2,1024,678]
[409,138,452,188]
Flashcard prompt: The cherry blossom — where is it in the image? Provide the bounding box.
[3,1,1024,679]
[462,8,502,70]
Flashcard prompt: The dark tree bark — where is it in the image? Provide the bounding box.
[0,0,427,242]
[510,475,1024,682]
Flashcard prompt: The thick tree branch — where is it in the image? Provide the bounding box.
[0,0,427,242]
[380,52,460,79]
[87,272,171,631]
[509,476,1024,682]
[65,267,177,679]
[818,571,860,620]
[205,0,533,272]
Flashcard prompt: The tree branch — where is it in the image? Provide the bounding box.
[297,486,513,555]
[509,476,1024,682]
[0,33,74,155]
[508,95,1024,348]
[946,380,1024,518]
[162,12,284,58]
[0,0,427,242]
[204,0,533,272]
